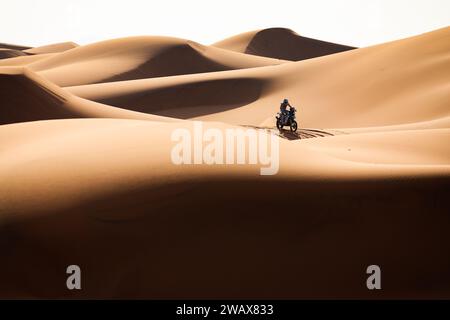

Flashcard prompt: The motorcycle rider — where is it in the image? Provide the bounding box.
[280,98,293,124]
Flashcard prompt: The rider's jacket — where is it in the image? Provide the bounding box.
[280,102,289,112]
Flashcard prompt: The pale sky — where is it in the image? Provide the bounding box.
[1,0,449,47]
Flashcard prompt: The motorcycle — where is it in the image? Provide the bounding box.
[276,107,298,132]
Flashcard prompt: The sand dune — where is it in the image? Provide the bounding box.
[0,67,176,125]
[0,42,76,63]
[0,53,58,66]
[67,70,269,119]
[0,42,31,51]
[67,27,450,130]
[23,41,79,55]
[0,48,28,60]
[213,27,355,61]
[0,26,449,299]
[28,36,284,86]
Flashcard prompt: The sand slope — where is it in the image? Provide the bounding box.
[23,42,79,55]
[213,28,355,61]
[67,69,269,119]
[28,36,285,86]
[0,42,31,51]
[0,48,28,60]
[0,67,176,124]
[0,119,449,298]
[0,53,58,67]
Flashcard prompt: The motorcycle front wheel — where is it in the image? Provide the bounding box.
[276,119,283,130]
[290,120,298,132]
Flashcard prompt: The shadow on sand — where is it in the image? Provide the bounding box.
[242,126,335,140]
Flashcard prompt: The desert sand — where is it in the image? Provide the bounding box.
[22,41,79,55]
[213,27,355,60]
[0,27,449,299]
[0,43,31,60]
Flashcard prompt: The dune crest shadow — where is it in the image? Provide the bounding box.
[98,78,265,119]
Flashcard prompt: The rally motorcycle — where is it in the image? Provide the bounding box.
[276,107,298,132]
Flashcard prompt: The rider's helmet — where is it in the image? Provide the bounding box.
[283,98,288,103]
